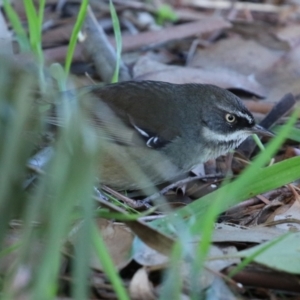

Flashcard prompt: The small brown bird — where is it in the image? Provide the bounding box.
[77,81,272,190]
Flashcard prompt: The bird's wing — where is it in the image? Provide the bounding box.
[47,87,179,149]
[84,82,182,148]
[88,97,174,149]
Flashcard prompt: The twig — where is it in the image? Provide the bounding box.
[255,194,271,205]
[182,0,289,13]
[287,184,300,204]
[101,185,152,209]
[259,218,300,227]
[142,174,224,204]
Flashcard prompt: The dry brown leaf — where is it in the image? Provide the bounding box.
[188,36,283,76]
[211,223,285,243]
[133,237,238,272]
[180,259,215,290]
[207,276,237,300]
[256,44,300,102]
[92,219,134,270]
[205,245,239,272]
[134,56,266,96]
[69,218,134,271]
[230,21,289,51]
[133,240,169,266]
[257,198,287,224]
[273,200,300,231]
[129,268,156,300]
[188,34,300,103]
[275,24,300,48]
[93,196,175,256]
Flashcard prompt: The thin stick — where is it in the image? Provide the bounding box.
[142,174,224,204]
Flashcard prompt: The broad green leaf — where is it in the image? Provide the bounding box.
[238,232,300,274]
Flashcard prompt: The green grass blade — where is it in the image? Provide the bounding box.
[252,133,265,151]
[22,0,45,89]
[38,0,46,29]
[228,233,290,277]
[238,231,300,274]
[273,125,300,143]
[109,0,122,83]
[49,62,69,92]
[0,75,37,245]
[159,242,183,300]
[23,0,39,49]
[2,0,30,51]
[92,222,130,300]
[65,0,89,78]
[71,154,96,300]
[3,89,99,299]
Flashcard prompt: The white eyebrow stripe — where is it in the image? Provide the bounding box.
[216,105,254,124]
[235,111,253,123]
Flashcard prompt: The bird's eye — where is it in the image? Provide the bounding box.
[225,113,236,123]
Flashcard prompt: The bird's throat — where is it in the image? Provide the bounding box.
[202,127,248,143]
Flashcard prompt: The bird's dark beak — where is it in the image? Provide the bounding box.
[251,124,275,137]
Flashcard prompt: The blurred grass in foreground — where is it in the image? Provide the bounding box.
[0,56,98,299]
[0,1,300,300]
[0,54,131,299]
